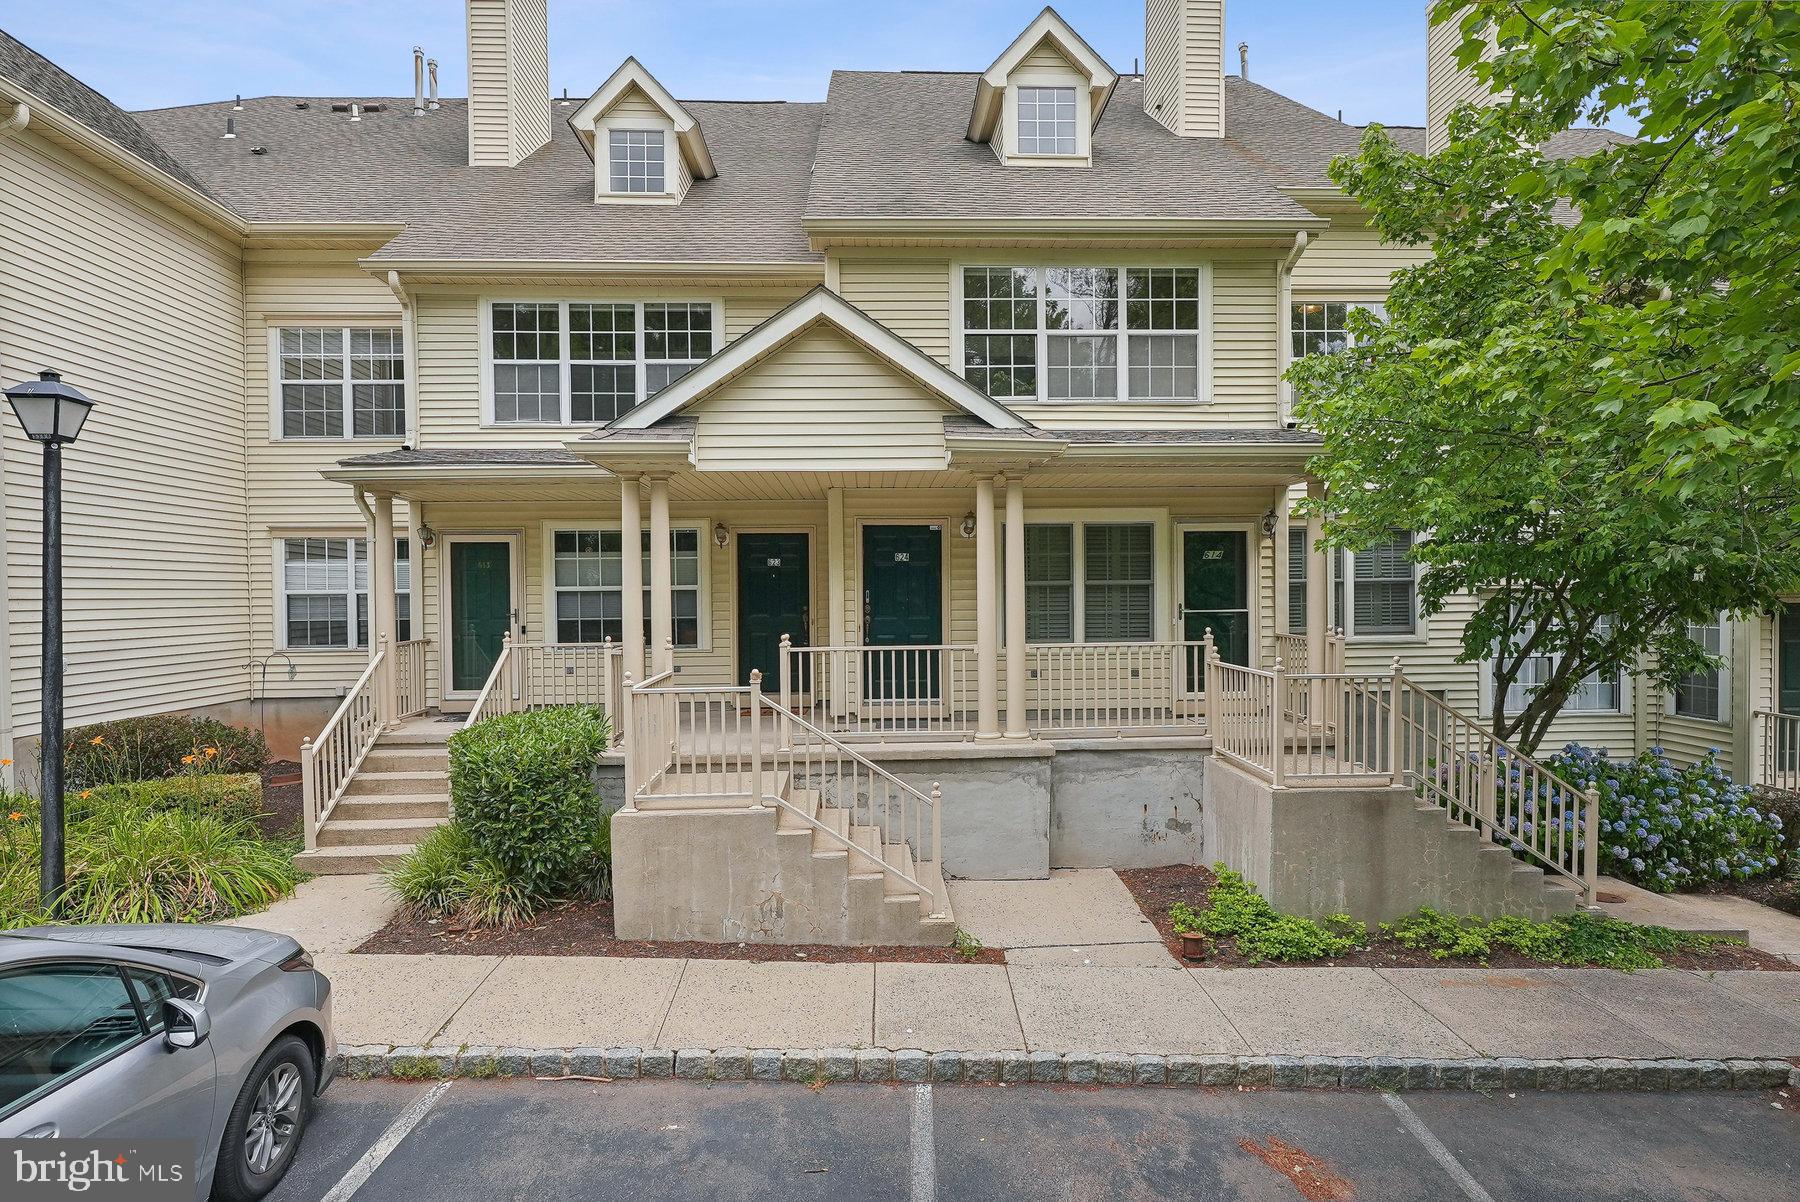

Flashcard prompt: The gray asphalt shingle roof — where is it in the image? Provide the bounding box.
[336,447,590,468]
[134,95,826,263]
[0,30,215,198]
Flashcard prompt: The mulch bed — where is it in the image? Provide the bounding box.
[354,898,1005,964]
[1115,864,1797,972]
[258,760,302,840]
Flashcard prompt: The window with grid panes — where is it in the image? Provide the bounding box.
[608,128,665,193]
[280,538,409,649]
[1125,268,1201,400]
[1498,615,1620,714]
[1290,301,1385,359]
[1044,269,1118,400]
[1083,523,1154,641]
[552,528,701,646]
[570,303,637,422]
[278,326,405,438]
[1016,86,1077,154]
[961,267,1039,400]
[1674,616,1726,720]
[644,303,713,394]
[491,302,562,422]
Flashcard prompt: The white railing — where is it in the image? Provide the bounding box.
[1020,640,1206,734]
[1202,648,1600,902]
[462,636,624,744]
[300,648,387,850]
[463,635,518,729]
[621,670,946,915]
[393,638,430,719]
[1754,710,1800,793]
[1274,633,1308,671]
[781,642,978,738]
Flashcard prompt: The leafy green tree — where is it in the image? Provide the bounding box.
[1288,1,1800,754]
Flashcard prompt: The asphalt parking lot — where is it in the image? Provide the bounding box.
[272,1079,1800,1202]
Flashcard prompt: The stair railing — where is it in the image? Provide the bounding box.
[300,645,388,850]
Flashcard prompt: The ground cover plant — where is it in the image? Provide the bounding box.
[65,713,269,787]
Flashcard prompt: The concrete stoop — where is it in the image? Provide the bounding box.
[294,725,453,876]
[611,776,955,947]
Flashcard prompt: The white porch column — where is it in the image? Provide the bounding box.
[975,476,999,738]
[369,491,397,720]
[648,475,674,674]
[826,487,848,720]
[1305,480,1329,674]
[1004,475,1028,738]
[618,474,645,680]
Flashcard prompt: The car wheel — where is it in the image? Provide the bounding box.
[212,1035,315,1202]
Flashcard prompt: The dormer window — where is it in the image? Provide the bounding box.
[609,129,665,194]
[968,9,1117,168]
[1017,87,1077,155]
[569,57,716,205]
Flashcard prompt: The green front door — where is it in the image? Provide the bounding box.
[450,541,513,693]
[738,532,810,687]
[1183,530,1250,687]
[1781,603,1800,716]
[862,524,943,701]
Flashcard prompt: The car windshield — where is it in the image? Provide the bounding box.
[0,962,145,1115]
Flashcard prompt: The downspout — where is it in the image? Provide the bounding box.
[386,271,421,449]
[1278,230,1309,427]
[0,102,25,787]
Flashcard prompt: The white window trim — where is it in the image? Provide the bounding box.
[950,262,1213,407]
[1478,629,1630,720]
[595,117,680,204]
[539,519,714,652]
[1281,294,1389,420]
[272,535,411,653]
[479,297,725,428]
[998,66,1093,167]
[266,322,408,442]
[1335,537,1425,643]
[1001,509,1172,644]
[1669,613,1732,724]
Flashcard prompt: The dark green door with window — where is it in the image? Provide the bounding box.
[862,524,942,701]
[1182,530,1250,688]
[738,532,810,688]
[450,541,512,693]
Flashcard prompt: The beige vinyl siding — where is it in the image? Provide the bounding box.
[1426,6,1505,155]
[465,0,550,167]
[0,126,249,738]
[1143,0,1224,138]
[605,86,662,121]
[1290,209,1433,294]
[243,250,410,698]
[837,258,951,365]
[693,324,952,472]
[1019,42,1077,74]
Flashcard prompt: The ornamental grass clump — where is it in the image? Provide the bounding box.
[1177,865,1367,964]
[1547,745,1785,893]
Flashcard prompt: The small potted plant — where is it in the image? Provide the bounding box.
[1169,903,1210,962]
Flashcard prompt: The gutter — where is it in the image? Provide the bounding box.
[363,258,826,281]
[0,101,27,141]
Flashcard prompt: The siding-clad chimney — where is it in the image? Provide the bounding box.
[465,0,550,167]
[1425,5,1506,154]
[1143,0,1225,139]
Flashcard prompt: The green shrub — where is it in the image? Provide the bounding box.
[66,714,270,787]
[385,822,544,928]
[86,773,264,825]
[1383,906,1729,970]
[1187,865,1368,963]
[1547,745,1785,892]
[0,791,298,928]
[448,706,610,899]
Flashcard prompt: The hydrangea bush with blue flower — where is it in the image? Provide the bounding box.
[1546,745,1786,893]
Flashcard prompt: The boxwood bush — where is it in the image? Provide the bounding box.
[66,714,270,786]
[446,705,611,901]
[1547,745,1785,893]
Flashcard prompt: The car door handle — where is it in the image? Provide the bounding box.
[20,1123,57,1137]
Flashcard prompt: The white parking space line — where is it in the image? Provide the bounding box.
[319,1079,452,1202]
[910,1083,936,1202]
[1382,1093,1496,1202]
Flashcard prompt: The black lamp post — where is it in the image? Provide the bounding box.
[4,370,94,912]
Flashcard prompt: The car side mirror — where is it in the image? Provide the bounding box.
[163,998,210,1051]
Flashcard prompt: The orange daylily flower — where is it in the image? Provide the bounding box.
[1,758,12,767]
[89,735,105,745]
[7,812,22,822]
[79,790,91,800]
[204,747,218,757]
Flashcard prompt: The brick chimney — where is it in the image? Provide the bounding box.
[465,0,551,167]
[1143,0,1225,139]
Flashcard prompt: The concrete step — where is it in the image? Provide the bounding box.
[848,824,885,875]
[778,788,823,830]
[812,805,850,852]
[332,794,451,821]
[880,843,919,898]
[345,770,449,797]
[378,725,458,747]
[293,844,416,874]
[317,816,447,847]
[363,748,449,773]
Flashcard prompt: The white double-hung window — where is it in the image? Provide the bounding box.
[608,128,665,194]
[278,537,410,650]
[1290,301,1386,359]
[276,326,405,438]
[1016,86,1077,155]
[1331,529,1418,637]
[1673,615,1729,721]
[489,300,716,425]
[1495,616,1622,716]
[961,266,1203,403]
[551,528,702,647]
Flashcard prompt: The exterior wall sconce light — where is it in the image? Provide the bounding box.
[1260,509,1280,540]
[959,512,977,538]
[713,522,729,548]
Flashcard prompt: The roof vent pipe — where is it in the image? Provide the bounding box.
[1238,42,1249,80]
[233,94,243,111]
[427,58,440,110]
[413,46,425,116]
[222,117,237,139]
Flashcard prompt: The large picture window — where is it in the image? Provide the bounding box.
[490,300,716,425]
[552,528,701,647]
[276,326,406,438]
[961,266,1202,403]
[278,537,409,650]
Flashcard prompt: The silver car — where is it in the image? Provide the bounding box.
[0,924,334,1201]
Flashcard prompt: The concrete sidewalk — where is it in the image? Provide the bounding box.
[241,871,1800,1063]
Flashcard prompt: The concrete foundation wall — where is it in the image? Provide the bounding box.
[879,749,1054,880]
[1049,748,1206,869]
[1202,758,1575,923]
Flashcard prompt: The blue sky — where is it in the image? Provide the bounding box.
[6,1,1430,124]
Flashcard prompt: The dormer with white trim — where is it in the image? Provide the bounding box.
[567,57,717,204]
[966,7,1117,168]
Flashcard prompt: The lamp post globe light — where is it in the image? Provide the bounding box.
[4,370,95,912]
